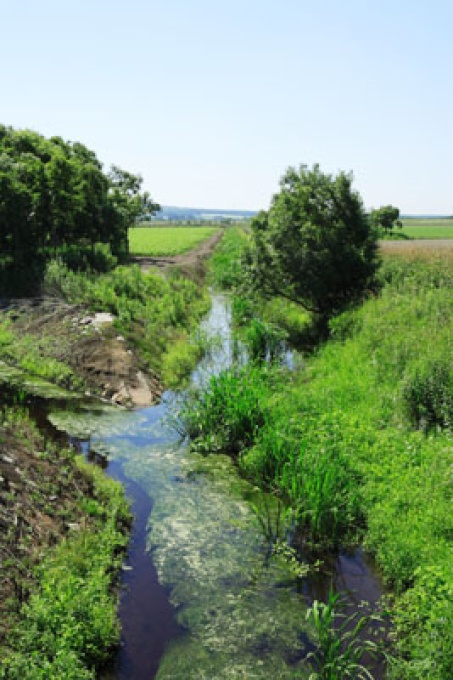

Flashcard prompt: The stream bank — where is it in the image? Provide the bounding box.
[0,407,131,680]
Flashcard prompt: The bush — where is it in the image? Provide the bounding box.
[402,359,453,430]
[55,242,118,273]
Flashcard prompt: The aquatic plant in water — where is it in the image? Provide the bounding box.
[305,589,383,680]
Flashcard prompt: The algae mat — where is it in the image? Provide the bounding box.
[50,405,313,679]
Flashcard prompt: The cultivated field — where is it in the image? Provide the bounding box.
[128,226,219,256]
[400,217,453,239]
[380,239,453,258]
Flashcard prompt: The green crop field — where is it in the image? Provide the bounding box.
[128,226,219,256]
[400,217,453,239]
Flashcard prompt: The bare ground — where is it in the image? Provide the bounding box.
[1,299,163,408]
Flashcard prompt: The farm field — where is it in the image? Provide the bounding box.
[128,226,219,256]
[399,217,453,239]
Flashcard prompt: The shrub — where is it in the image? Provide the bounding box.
[55,242,117,273]
[402,359,453,430]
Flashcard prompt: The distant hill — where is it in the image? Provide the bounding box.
[401,214,453,219]
[154,206,258,222]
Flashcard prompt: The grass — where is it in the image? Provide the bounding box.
[128,226,219,256]
[208,225,250,289]
[398,217,453,239]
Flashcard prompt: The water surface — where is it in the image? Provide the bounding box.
[49,294,385,679]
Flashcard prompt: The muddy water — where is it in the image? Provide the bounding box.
[47,295,386,679]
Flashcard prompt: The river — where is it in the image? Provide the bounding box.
[46,294,385,679]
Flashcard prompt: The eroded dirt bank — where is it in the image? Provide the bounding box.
[0,298,162,407]
[0,229,223,408]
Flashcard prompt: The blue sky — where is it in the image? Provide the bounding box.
[1,0,452,212]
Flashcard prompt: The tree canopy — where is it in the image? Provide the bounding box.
[245,164,379,319]
[0,125,159,290]
[369,205,402,234]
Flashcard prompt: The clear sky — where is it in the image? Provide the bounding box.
[1,0,452,213]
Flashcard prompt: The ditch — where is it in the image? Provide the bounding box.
[14,294,388,678]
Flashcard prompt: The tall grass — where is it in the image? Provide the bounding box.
[305,589,382,680]
[178,364,275,456]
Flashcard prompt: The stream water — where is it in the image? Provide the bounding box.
[44,294,385,679]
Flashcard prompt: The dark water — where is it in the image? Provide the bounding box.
[17,294,387,679]
[101,460,182,680]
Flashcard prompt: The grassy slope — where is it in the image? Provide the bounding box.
[202,230,453,679]
[290,254,452,678]
[0,411,131,679]
[0,251,213,677]
[43,261,211,387]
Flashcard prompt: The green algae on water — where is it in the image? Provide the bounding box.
[122,446,313,679]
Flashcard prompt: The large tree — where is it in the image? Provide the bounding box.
[246,164,379,319]
[107,165,160,257]
[0,126,160,287]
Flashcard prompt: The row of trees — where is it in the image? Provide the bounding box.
[246,165,401,322]
[0,125,159,288]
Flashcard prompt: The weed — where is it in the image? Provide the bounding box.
[177,364,277,457]
[305,589,383,680]
[402,358,452,430]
